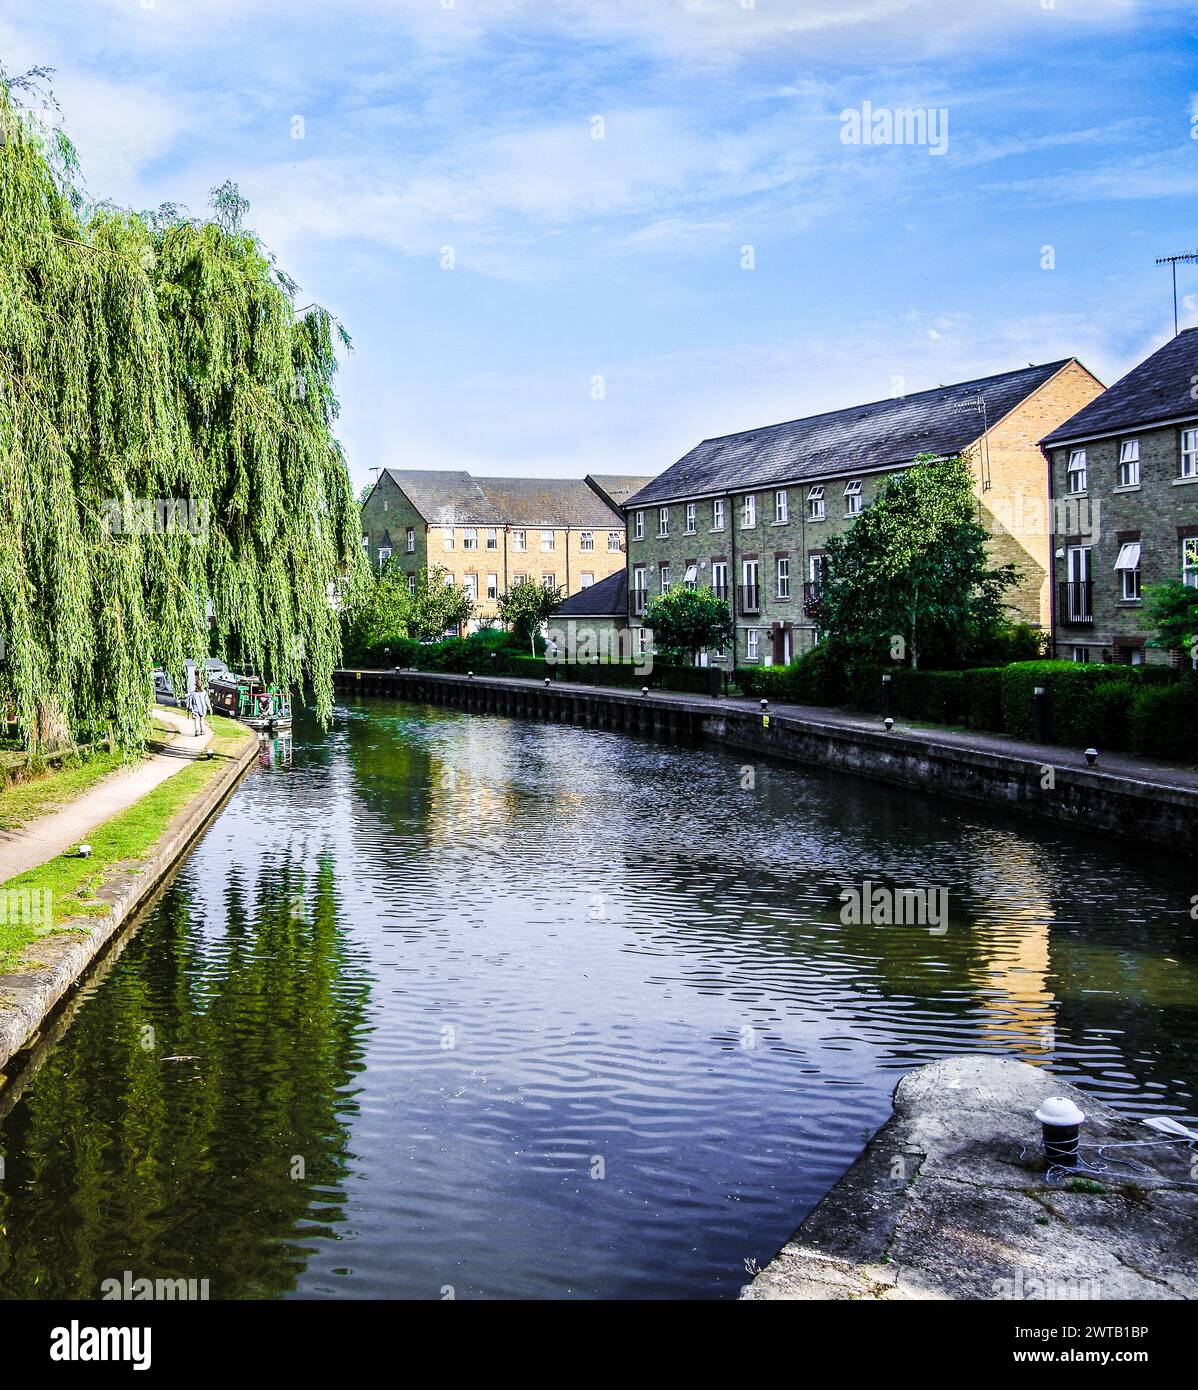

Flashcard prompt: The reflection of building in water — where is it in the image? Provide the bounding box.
[972,839,1056,1056]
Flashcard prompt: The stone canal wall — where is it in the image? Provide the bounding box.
[334,668,1198,849]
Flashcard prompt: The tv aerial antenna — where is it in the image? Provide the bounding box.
[1155,250,1198,337]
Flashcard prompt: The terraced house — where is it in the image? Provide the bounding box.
[1041,329,1198,665]
[624,360,1103,666]
[360,470,651,631]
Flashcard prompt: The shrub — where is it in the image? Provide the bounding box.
[1084,680,1138,752]
[965,622,1047,667]
[732,645,847,705]
[961,667,1005,731]
[1000,661,1181,747]
[1128,682,1198,763]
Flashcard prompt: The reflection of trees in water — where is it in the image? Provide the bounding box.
[0,853,371,1300]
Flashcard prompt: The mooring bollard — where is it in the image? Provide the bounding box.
[1085,747,1098,767]
[1035,1097,1085,1167]
[883,716,895,733]
[760,698,768,711]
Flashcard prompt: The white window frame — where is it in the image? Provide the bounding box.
[1066,448,1088,494]
[1184,536,1198,588]
[660,563,671,594]
[685,502,697,533]
[462,527,478,550]
[713,498,725,530]
[361,534,370,552]
[808,485,826,521]
[512,529,527,551]
[1114,541,1141,601]
[542,573,556,589]
[580,530,594,551]
[407,573,417,595]
[608,531,622,551]
[711,561,728,599]
[1118,440,1140,488]
[843,479,863,516]
[634,511,645,540]
[658,507,670,538]
[540,530,555,552]
[405,527,415,552]
[377,546,392,566]
[774,490,788,523]
[486,527,498,550]
[580,572,594,588]
[1182,428,1198,479]
[683,563,698,589]
[462,574,478,600]
[486,573,498,599]
[442,531,455,551]
[776,556,790,599]
[746,628,760,661]
[742,494,757,528]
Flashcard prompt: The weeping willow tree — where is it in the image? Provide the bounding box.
[0,73,366,751]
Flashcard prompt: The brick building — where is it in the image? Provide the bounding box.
[1041,329,1198,664]
[360,470,652,632]
[624,360,1103,667]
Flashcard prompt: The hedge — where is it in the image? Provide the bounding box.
[999,661,1174,746]
[734,645,847,705]
[1128,683,1198,763]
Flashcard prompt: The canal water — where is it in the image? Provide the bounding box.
[1,698,1195,1299]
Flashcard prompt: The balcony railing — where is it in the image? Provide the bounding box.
[631,588,650,618]
[1058,580,1093,625]
[712,584,729,604]
[737,583,761,615]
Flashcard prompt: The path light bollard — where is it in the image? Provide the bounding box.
[1034,1097,1085,1167]
[881,671,893,720]
[1033,685,1047,743]
[883,716,895,733]
[1085,747,1098,767]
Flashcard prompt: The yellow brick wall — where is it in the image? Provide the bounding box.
[964,359,1105,629]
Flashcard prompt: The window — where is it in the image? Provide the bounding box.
[607,531,622,551]
[581,572,594,588]
[486,573,498,600]
[407,574,417,595]
[1066,448,1088,494]
[774,490,789,523]
[1184,537,1198,588]
[580,530,594,551]
[1071,646,1089,663]
[462,574,478,600]
[462,528,478,550]
[684,564,698,589]
[746,629,760,661]
[444,574,455,588]
[486,528,498,550]
[361,534,370,552]
[443,531,455,550]
[741,559,759,612]
[634,511,645,540]
[377,546,392,566]
[660,563,671,594]
[776,557,790,599]
[1183,428,1198,479]
[808,485,826,521]
[1118,440,1141,488]
[843,479,863,516]
[542,573,556,589]
[406,527,416,552]
[513,572,527,585]
[742,495,757,528]
[658,507,670,537]
[540,530,555,551]
[636,626,651,656]
[512,529,527,551]
[1114,541,1141,601]
[713,498,725,529]
[685,502,697,533]
[711,561,728,600]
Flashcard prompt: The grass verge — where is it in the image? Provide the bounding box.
[0,751,131,832]
[0,715,252,972]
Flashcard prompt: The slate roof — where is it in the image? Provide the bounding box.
[382,469,500,524]
[383,470,623,528]
[625,360,1076,508]
[585,473,658,510]
[1041,329,1198,447]
[551,569,628,618]
[474,476,622,528]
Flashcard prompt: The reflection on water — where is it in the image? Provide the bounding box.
[0,699,1194,1300]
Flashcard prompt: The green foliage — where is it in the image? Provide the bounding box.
[815,454,1018,669]
[1000,661,1175,747]
[965,622,1047,667]
[1128,682,1198,763]
[341,561,473,652]
[496,578,562,651]
[1143,581,1198,656]
[643,586,733,663]
[734,643,847,705]
[0,79,364,751]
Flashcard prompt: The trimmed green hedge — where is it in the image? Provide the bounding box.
[734,645,847,705]
[1128,683,1198,762]
[1000,661,1174,746]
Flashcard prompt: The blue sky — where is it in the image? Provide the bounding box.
[2,0,1196,492]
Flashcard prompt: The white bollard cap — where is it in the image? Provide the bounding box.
[1034,1097,1084,1127]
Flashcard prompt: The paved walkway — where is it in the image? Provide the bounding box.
[0,708,214,884]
